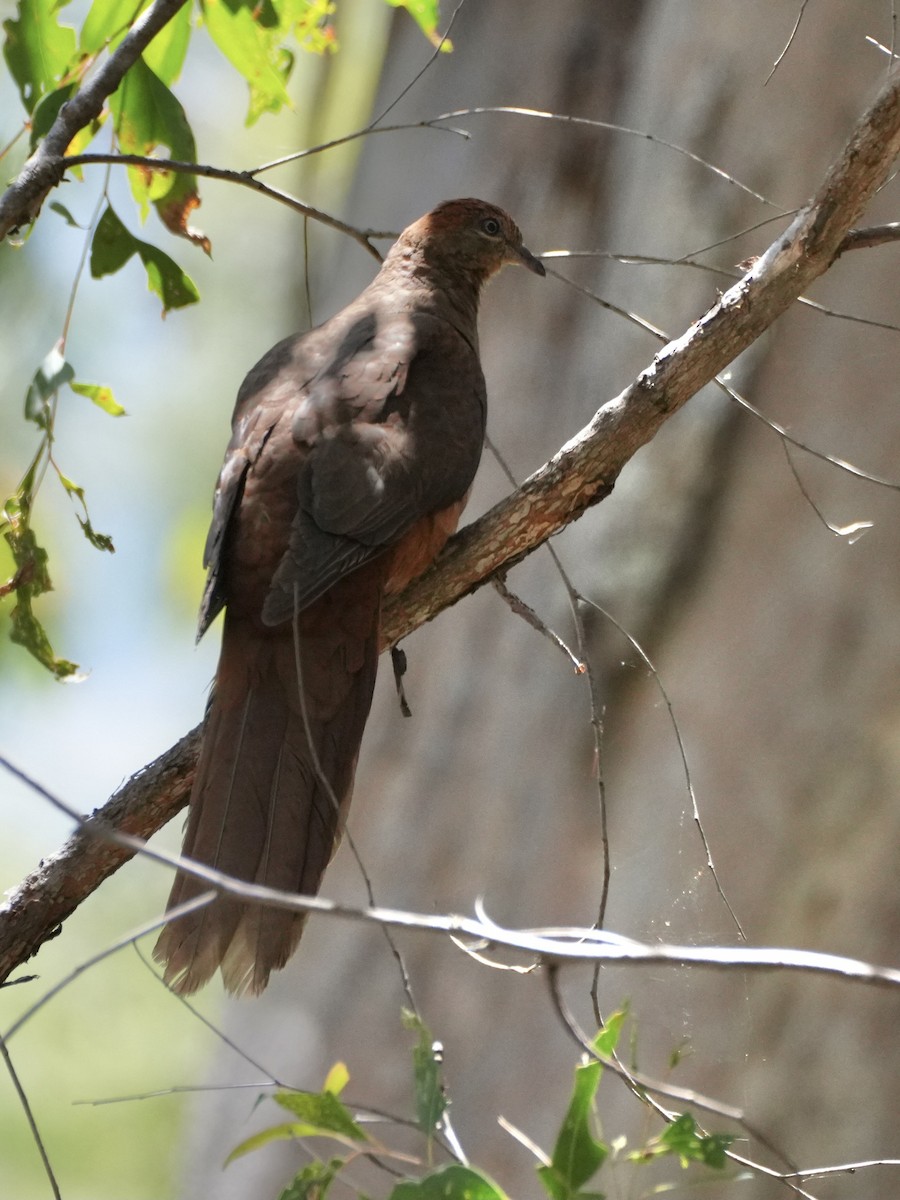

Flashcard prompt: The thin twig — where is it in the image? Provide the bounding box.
[0,1036,62,1200]
[5,754,900,993]
[483,439,611,1005]
[431,106,783,208]
[491,576,585,672]
[550,268,900,492]
[251,119,468,176]
[2,893,214,1042]
[765,0,812,85]
[367,0,467,128]
[133,945,284,1086]
[60,153,385,260]
[576,594,745,939]
[781,441,873,543]
[785,1159,900,1181]
[545,967,815,1199]
[546,245,900,335]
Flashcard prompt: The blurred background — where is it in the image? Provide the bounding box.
[2,1,900,1196]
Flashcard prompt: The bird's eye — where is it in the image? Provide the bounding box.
[480,217,502,237]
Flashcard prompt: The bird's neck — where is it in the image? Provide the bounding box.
[376,242,486,344]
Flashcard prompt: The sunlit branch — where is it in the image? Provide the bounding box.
[4,756,900,995]
[60,152,387,260]
[0,0,192,238]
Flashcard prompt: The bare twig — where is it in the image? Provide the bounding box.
[251,119,468,176]
[577,594,745,938]
[134,946,283,1085]
[3,894,214,1042]
[839,221,900,252]
[491,576,585,673]
[483,440,610,978]
[785,1158,900,1181]
[5,754,900,996]
[430,106,783,208]
[781,441,873,543]
[765,0,812,85]
[60,153,386,260]
[367,0,466,128]
[0,1036,62,1200]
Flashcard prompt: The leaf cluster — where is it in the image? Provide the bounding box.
[230,1009,735,1200]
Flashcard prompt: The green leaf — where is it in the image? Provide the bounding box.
[401,1009,446,1136]
[56,468,116,552]
[57,472,114,550]
[79,0,141,54]
[24,344,74,427]
[537,1056,607,1199]
[389,1165,508,1200]
[90,205,200,312]
[110,56,210,251]
[278,0,337,54]
[201,0,294,124]
[76,515,115,552]
[2,0,78,113]
[227,1122,320,1165]
[227,1078,367,1166]
[29,80,75,147]
[658,1113,734,1170]
[322,1061,349,1096]
[1,510,78,679]
[70,380,125,416]
[536,1018,627,1200]
[385,0,451,51]
[143,0,191,83]
[593,1010,626,1059]
[49,200,82,227]
[139,240,201,309]
[274,1088,367,1142]
[90,204,137,275]
[33,83,104,165]
[56,470,84,501]
[278,1158,344,1200]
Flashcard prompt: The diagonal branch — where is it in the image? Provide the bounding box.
[0,0,190,238]
[381,64,900,643]
[2,63,900,985]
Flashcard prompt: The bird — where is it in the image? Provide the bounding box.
[153,198,545,995]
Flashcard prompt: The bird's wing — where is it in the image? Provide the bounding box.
[198,308,486,634]
[263,307,487,624]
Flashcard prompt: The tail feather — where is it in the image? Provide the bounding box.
[154,579,380,995]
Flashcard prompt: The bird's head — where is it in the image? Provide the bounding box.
[398,198,545,285]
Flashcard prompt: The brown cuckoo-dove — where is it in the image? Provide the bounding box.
[153,198,544,995]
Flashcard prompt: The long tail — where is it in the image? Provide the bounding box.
[153,582,380,995]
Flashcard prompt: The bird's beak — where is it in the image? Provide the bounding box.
[513,243,546,276]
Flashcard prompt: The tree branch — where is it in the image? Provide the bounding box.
[2,63,900,984]
[381,64,900,643]
[0,0,190,238]
[61,153,387,260]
